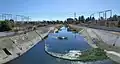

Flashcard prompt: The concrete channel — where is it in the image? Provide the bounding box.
[0,25,59,64]
[69,24,120,64]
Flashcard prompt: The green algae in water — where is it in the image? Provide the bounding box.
[78,48,108,62]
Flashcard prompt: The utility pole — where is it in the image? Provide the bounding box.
[16,15,20,21]
[98,11,104,20]
[27,16,31,21]
[99,12,102,20]
[29,17,32,21]
[104,10,112,20]
[2,14,12,20]
[2,14,6,20]
[21,15,25,21]
[90,13,95,18]
[0,14,1,20]
[74,12,77,22]
[0,14,3,20]
[7,14,12,20]
[74,12,76,19]
[16,15,25,21]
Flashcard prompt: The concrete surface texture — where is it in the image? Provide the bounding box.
[70,24,120,48]
[0,26,55,64]
[91,29,120,47]
[0,32,15,37]
[88,25,120,32]
[70,24,120,63]
[85,28,120,63]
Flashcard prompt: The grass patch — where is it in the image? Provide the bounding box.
[78,48,108,62]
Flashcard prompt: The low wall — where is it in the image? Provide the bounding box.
[0,26,55,64]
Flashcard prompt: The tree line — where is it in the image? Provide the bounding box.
[0,14,120,32]
[0,19,14,32]
[65,14,120,24]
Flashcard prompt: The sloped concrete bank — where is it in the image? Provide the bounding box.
[69,24,120,64]
[83,28,120,64]
[0,26,55,64]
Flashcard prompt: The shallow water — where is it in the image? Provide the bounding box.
[46,27,91,54]
[6,27,116,64]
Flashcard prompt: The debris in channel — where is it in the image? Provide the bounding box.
[57,37,68,40]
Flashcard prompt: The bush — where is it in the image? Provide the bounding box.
[78,48,108,62]
[0,20,13,32]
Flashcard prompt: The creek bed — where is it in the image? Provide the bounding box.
[6,26,117,64]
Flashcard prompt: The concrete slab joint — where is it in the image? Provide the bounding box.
[0,26,54,64]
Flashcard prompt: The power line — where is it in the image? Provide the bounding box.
[90,10,112,20]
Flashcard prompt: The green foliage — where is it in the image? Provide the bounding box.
[107,15,120,21]
[78,48,108,62]
[75,18,78,21]
[41,20,63,24]
[112,15,118,21]
[100,17,104,20]
[78,16,85,23]
[81,16,85,23]
[85,17,90,22]
[0,20,13,31]
[91,17,95,21]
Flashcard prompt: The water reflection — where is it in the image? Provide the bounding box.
[46,27,91,54]
[6,27,116,64]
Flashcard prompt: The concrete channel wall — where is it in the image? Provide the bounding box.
[86,28,120,47]
[70,25,120,48]
[70,25,120,63]
[84,28,120,63]
[0,27,55,64]
[88,25,120,32]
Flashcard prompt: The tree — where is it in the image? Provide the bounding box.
[107,17,112,21]
[91,17,95,21]
[81,16,85,23]
[67,18,74,24]
[52,21,56,24]
[56,20,60,24]
[85,17,90,22]
[43,20,47,24]
[100,17,104,20]
[59,21,63,24]
[89,17,92,21]
[0,20,12,32]
[10,19,14,22]
[78,16,81,21]
[75,18,77,21]
[9,19,15,27]
[78,16,81,24]
[112,15,118,21]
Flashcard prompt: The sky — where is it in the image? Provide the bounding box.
[0,0,120,21]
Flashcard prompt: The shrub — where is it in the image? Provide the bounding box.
[78,48,108,62]
[0,20,13,31]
